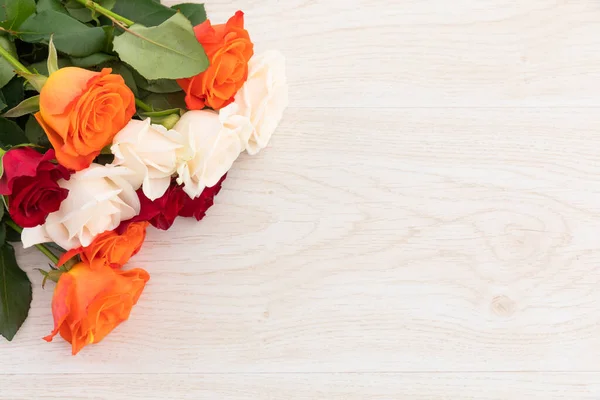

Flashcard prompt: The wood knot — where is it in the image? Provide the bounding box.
[490,295,516,317]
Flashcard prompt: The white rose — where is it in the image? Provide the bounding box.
[219,50,289,155]
[111,118,184,200]
[174,110,243,199]
[21,164,140,250]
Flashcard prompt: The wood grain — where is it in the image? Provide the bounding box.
[1,373,600,399]
[163,0,600,108]
[3,108,600,377]
[3,0,600,398]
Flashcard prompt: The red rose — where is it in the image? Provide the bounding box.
[126,175,226,230]
[179,175,226,221]
[0,148,70,227]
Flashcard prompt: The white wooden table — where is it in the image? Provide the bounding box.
[3,0,600,398]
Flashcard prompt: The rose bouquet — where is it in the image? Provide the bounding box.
[0,0,288,354]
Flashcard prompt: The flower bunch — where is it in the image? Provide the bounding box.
[0,0,287,354]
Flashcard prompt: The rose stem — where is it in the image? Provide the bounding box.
[73,0,135,26]
[135,98,153,112]
[0,45,30,75]
[5,220,60,265]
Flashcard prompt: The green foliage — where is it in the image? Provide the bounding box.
[70,52,116,68]
[112,0,177,27]
[113,13,208,80]
[0,0,36,31]
[0,37,17,90]
[1,78,24,110]
[109,62,138,96]
[28,58,71,76]
[0,117,29,147]
[47,36,59,75]
[170,3,207,25]
[25,115,50,148]
[143,91,187,110]
[2,95,39,118]
[65,0,116,23]
[130,67,182,93]
[19,10,108,57]
[0,243,32,341]
[36,0,68,13]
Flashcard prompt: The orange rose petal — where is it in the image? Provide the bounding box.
[43,273,75,343]
[40,68,99,116]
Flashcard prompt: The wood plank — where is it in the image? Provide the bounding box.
[1,373,600,399]
[163,0,600,107]
[3,108,600,373]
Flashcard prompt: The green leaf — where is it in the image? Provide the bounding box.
[15,71,46,92]
[1,77,24,110]
[112,0,176,27]
[0,243,32,341]
[170,3,206,25]
[47,35,58,75]
[36,0,69,14]
[110,63,138,96]
[19,10,107,57]
[130,67,181,93]
[25,115,50,148]
[102,25,115,53]
[70,52,116,68]
[0,223,6,245]
[5,225,20,243]
[143,91,186,110]
[0,117,28,147]
[0,0,36,31]
[2,95,39,118]
[28,57,71,76]
[113,13,208,81]
[0,37,17,90]
[65,0,116,23]
[0,92,7,111]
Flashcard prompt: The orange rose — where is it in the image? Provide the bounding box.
[35,67,136,171]
[177,11,254,110]
[58,222,149,270]
[44,262,150,355]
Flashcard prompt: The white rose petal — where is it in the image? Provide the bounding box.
[111,118,184,200]
[174,110,243,199]
[21,164,141,250]
[220,50,289,155]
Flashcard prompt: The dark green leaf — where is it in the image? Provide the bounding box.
[109,63,138,96]
[102,25,115,53]
[25,115,50,148]
[0,243,32,341]
[19,10,107,57]
[94,153,114,165]
[130,67,181,93]
[36,0,68,14]
[1,78,24,110]
[2,95,39,118]
[170,3,206,25]
[0,92,7,111]
[113,13,208,80]
[112,0,176,27]
[143,91,187,110]
[28,58,71,76]
[0,223,6,245]
[65,0,116,23]
[0,117,28,147]
[5,226,20,243]
[0,37,17,89]
[70,53,116,68]
[0,0,36,31]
